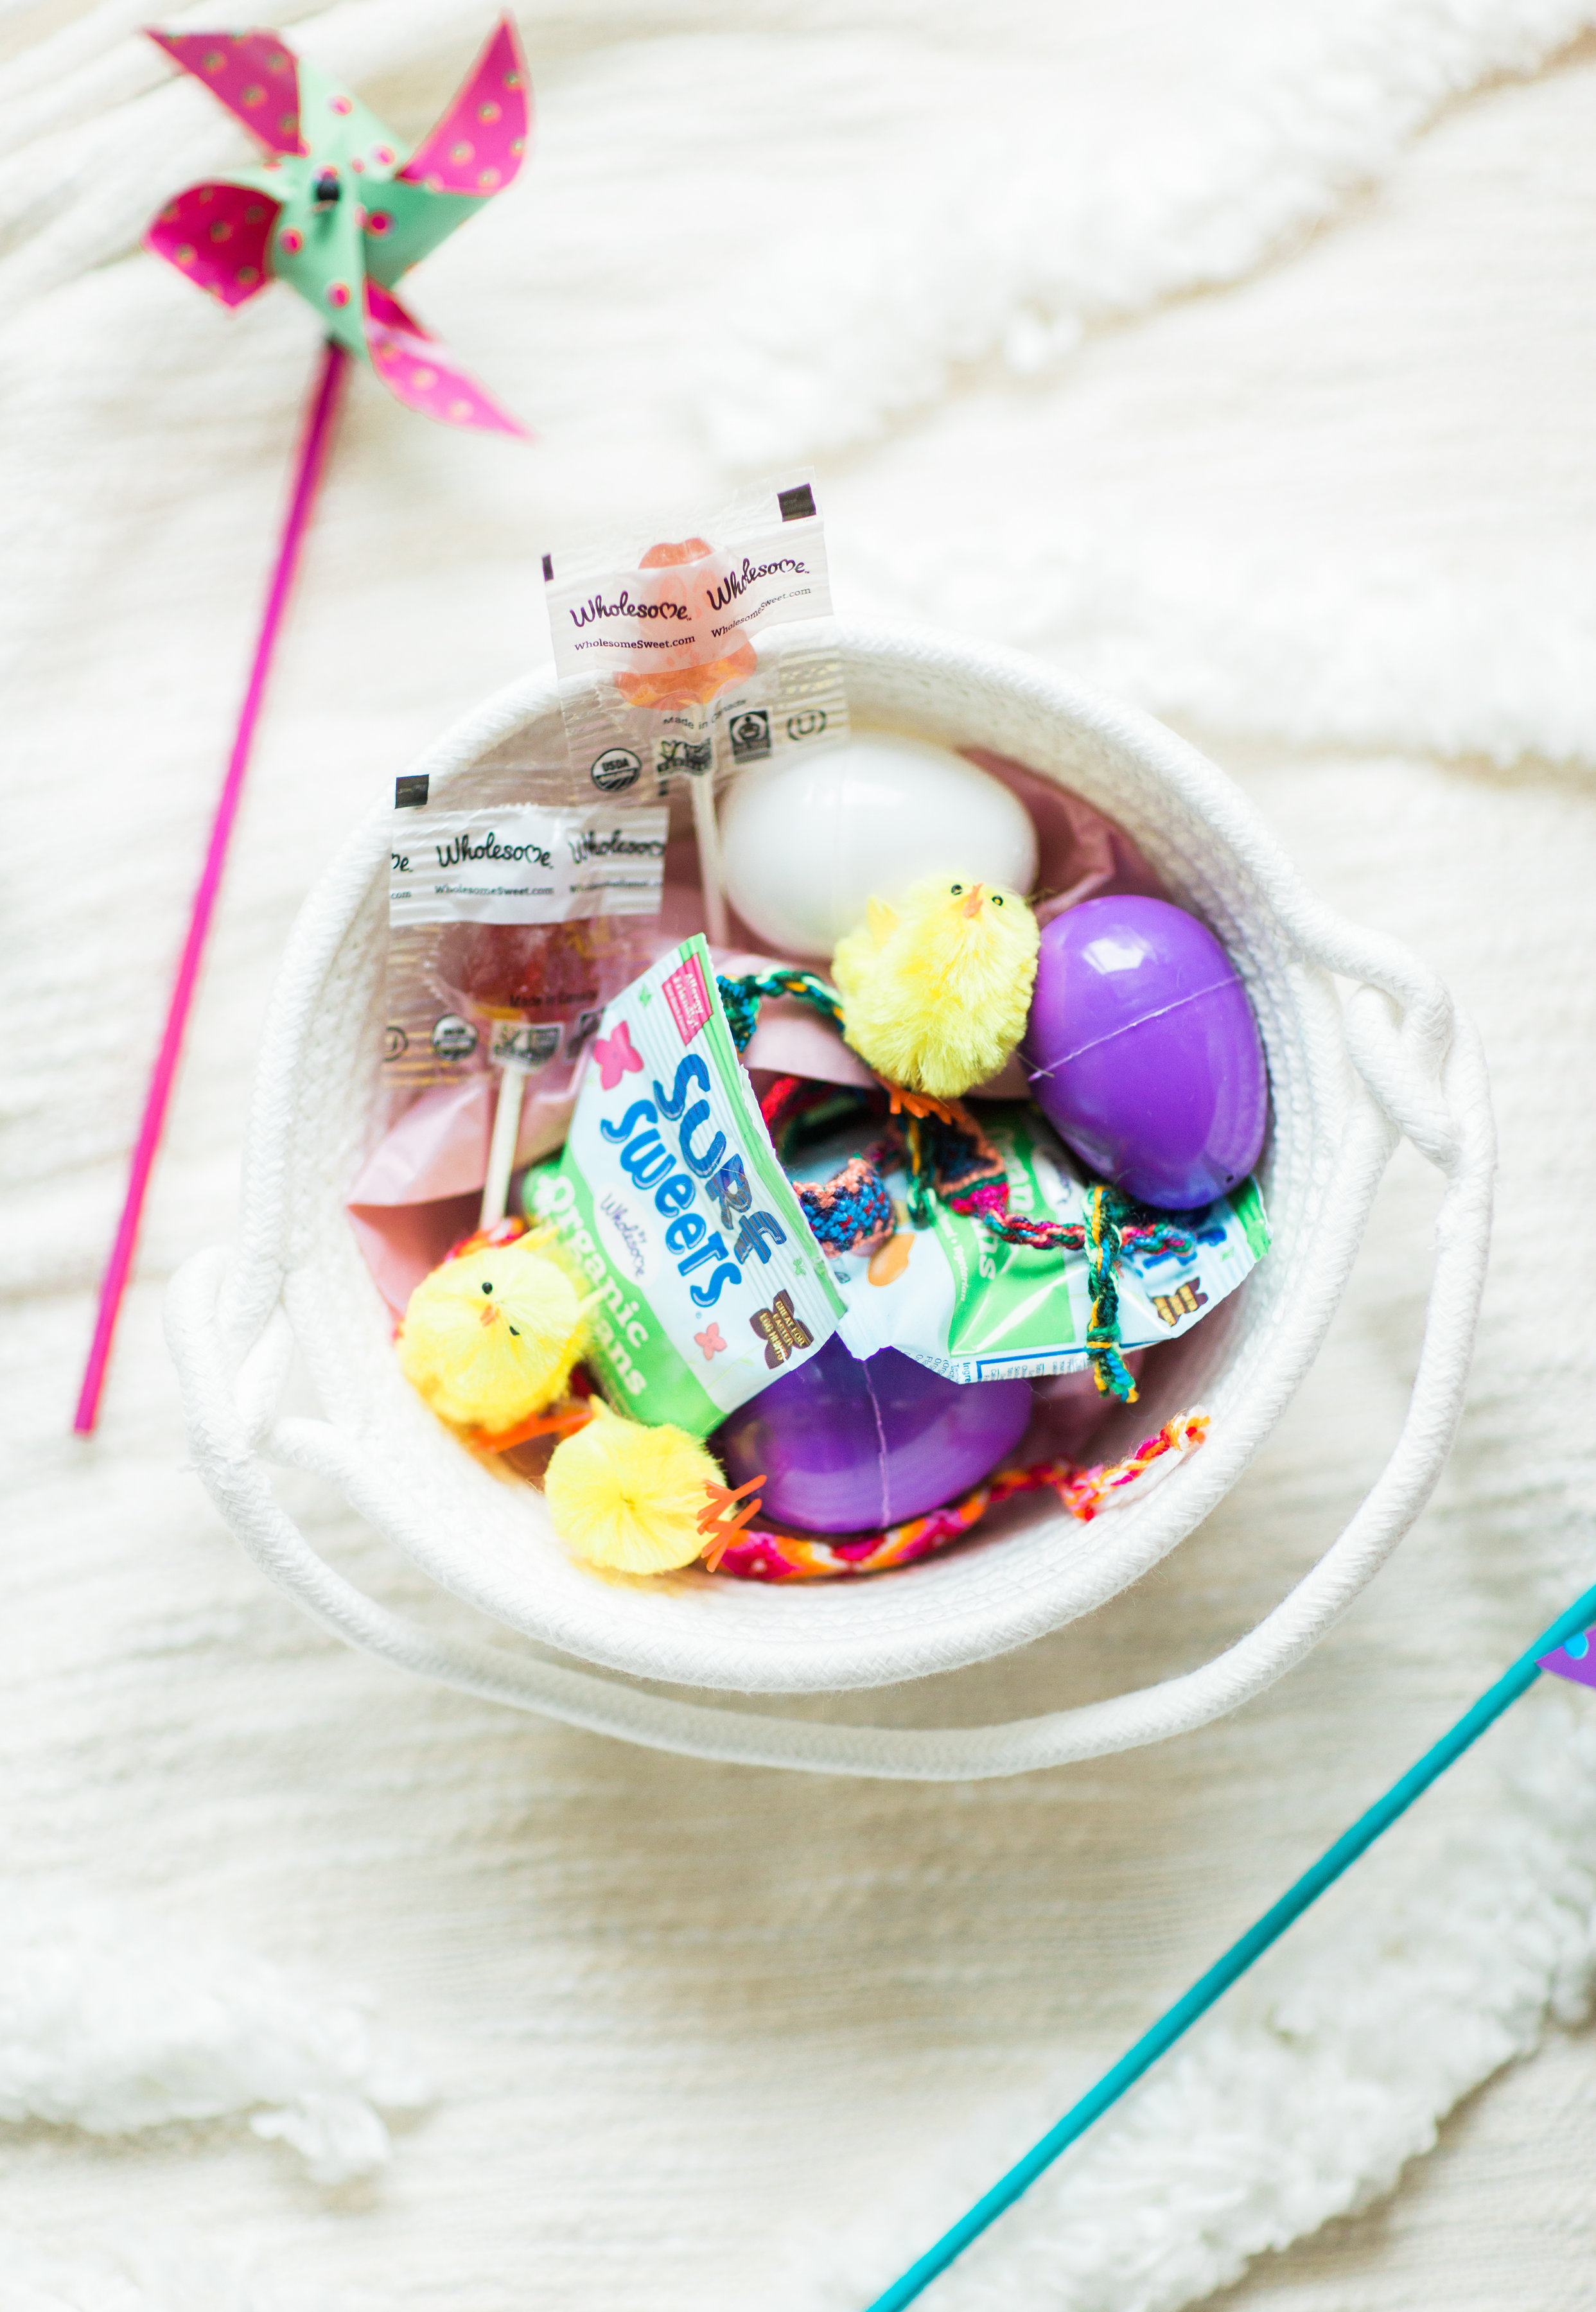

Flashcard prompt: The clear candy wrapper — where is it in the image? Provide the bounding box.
[383,474,847,1095]
[382,748,667,1093]
[540,472,847,848]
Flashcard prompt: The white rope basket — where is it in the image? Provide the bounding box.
[166,621,1494,1780]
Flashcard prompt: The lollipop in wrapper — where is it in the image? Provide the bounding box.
[541,479,848,954]
[612,539,758,712]
[436,916,650,1228]
[611,536,755,946]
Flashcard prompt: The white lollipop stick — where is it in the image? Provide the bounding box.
[480,1059,528,1230]
[689,768,729,948]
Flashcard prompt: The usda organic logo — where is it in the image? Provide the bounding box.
[590,747,642,794]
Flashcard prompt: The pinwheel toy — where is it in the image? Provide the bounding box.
[143,19,528,432]
[73,19,532,1431]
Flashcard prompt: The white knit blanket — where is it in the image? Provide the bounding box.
[4,3,1595,2305]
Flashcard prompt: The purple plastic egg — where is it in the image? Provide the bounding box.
[1024,895,1267,1210]
[714,1334,1033,1535]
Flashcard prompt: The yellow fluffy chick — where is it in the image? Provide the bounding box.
[397,1234,586,1438]
[832,873,1040,1103]
[544,1403,725,1574]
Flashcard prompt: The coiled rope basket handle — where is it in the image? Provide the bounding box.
[166,633,1494,1781]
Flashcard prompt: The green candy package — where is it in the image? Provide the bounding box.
[525,938,845,1436]
[787,1107,1270,1384]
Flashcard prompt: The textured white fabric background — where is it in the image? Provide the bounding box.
[3,3,1595,2306]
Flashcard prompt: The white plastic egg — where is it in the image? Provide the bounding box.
[719,733,1039,959]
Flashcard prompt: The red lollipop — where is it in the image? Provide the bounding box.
[439,916,651,1229]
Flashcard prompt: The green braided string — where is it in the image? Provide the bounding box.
[1084,1186,1139,1402]
[911,1134,1136,1398]
[902,1116,938,1227]
[717,971,845,1055]
[1121,1216,1197,1259]
[718,969,1140,1401]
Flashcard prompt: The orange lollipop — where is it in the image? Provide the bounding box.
[613,539,758,710]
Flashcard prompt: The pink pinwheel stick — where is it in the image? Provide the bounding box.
[73,338,349,1433]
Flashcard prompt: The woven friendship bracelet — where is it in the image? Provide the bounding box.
[717,969,845,1055]
[796,1155,896,1257]
[710,1412,1211,1582]
[755,1075,897,1256]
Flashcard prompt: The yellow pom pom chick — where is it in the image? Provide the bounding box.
[544,1404,727,1575]
[832,874,1040,1104]
[397,1233,587,1439]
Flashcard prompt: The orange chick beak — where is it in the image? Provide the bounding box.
[961,882,987,919]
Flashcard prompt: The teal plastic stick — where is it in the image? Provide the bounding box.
[863,1582,1596,2312]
